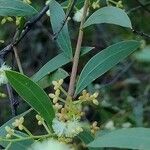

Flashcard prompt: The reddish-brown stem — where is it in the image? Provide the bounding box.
[68,0,89,97]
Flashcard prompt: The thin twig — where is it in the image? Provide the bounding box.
[68,0,89,97]
[135,0,150,13]
[53,0,77,40]
[0,58,17,116]
[99,61,133,89]
[0,5,49,59]
[13,46,24,74]
[132,29,150,39]
[127,2,150,14]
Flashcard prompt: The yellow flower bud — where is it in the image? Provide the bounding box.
[55,89,60,97]
[49,93,55,99]
[38,121,42,125]
[7,17,13,22]
[6,134,11,138]
[52,81,57,86]
[93,99,99,105]
[93,92,99,98]
[53,97,58,103]
[58,79,63,85]
[1,18,6,25]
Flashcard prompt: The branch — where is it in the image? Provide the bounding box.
[68,0,89,97]
[99,62,133,89]
[135,0,150,13]
[13,46,24,74]
[0,1,76,58]
[0,58,18,116]
[132,29,150,39]
[127,2,150,14]
[0,5,49,59]
[53,0,77,40]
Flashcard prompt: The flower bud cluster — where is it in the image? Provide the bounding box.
[116,1,123,8]
[78,90,99,105]
[49,79,64,111]
[49,89,61,104]
[12,117,24,130]
[5,126,14,138]
[1,17,13,25]
[92,0,100,9]
[0,63,11,85]
[36,115,44,125]
[90,121,100,134]
[49,79,100,141]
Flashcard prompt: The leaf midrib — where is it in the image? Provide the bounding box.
[77,44,135,92]
[8,73,53,121]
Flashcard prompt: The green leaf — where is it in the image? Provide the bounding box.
[37,68,69,89]
[83,6,132,29]
[0,0,37,16]
[133,46,150,63]
[78,130,94,144]
[49,0,72,58]
[78,130,99,150]
[5,71,55,128]
[75,40,140,95]
[32,53,70,82]
[88,128,150,150]
[80,47,95,56]
[0,109,34,150]
[32,47,92,83]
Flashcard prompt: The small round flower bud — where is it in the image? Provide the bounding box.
[38,121,42,125]
[52,81,57,86]
[49,93,55,99]
[58,79,63,85]
[1,18,6,24]
[7,17,13,22]
[55,103,63,110]
[53,97,58,103]
[93,99,99,105]
[55,89,60,97]
[92,1,100,9]
[6,134,11,139]
[93,92,99,98]
[12,117,24,130]
[5,126,14,138]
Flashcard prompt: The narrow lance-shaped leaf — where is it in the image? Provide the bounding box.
[83,6,132,29]
[49,0,73,58]
[75,40,140,95]
[32,47,92,83]
[0,0,37,16]
[5,71,55,128]
[80,47,95,56]
[32,53,70,82]
[89,128,150,150]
